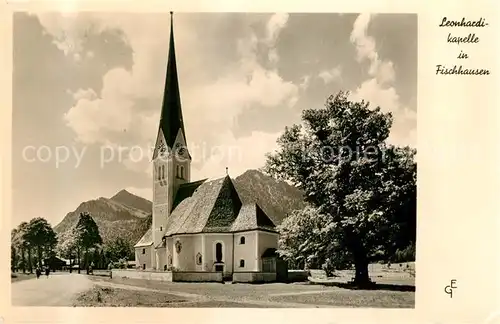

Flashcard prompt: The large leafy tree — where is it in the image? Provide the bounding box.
[17,222,33,273]
[56,227,79,272]
[11,228,19,272]
[277,206,351,276]
[265,91,416,286]
[74,212,102,273]
[104,237,133,263]
[26,218,58,268]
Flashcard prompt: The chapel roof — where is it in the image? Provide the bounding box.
[163,175,277,236]
[172,178,207,210]
[134,227,153,247]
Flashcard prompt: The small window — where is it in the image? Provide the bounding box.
[239,259,245,268]
[142,264,146,270]
[160,226,162,231]
[240,236,245,244]
[180,166,184,179]
[159,165,164,180]
[142,248,145,254]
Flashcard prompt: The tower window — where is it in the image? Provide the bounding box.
[142,248,145,254]
[176,165,185,179]
[240,236,245,244]
[158,165,165,181]
[160,226,162,231]
[239,259,245,268]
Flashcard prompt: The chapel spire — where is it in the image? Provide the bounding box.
[159,11,186,149]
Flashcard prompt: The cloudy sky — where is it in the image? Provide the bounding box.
[12,12,417,227]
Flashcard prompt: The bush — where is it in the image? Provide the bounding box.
[392,243,415,263]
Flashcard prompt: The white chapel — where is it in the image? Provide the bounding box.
[133,13,282,282]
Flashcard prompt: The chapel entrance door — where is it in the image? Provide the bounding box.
[214,243,224,272]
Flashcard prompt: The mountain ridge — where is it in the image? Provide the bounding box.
[54,170,306,248]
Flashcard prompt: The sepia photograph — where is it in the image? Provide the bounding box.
[11,11,417,308]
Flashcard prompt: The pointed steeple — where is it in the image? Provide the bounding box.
[159,11,186,149]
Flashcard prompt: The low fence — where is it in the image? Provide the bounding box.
[172,271,222,282]
[112,269,173,281]
[110,269,308,283]
[111,269,223,282]
[233,272,276,283]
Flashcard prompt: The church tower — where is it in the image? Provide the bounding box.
[152,12,191,252]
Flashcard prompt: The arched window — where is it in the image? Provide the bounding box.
[215,243,223,262]
[240,236,245,245]
[239,259,245,268]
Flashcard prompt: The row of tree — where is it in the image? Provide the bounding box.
[265,91,417,286]
[12,212,135,274]
[11,217,58,273]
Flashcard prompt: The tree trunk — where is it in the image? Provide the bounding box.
[77,246,81,274]
[351,242,371,287]
[37,245,42,268]
[85,248,89,274]
[21,247,26,273]
[11,246,16,272]
[28,247,33,273]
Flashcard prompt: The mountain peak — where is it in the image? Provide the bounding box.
[111,189,132,200]
[110,189,152,214]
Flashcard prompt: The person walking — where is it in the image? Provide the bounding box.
[35,267,41,279]
[45,266,50,278]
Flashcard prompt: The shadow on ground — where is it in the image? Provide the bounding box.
[309,280,415,292]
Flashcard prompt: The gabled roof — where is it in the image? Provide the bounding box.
[172,179,207,210]
[163,175,276,236]
[231,203,276,232]
[134,228,153,247]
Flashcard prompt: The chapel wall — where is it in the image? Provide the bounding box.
[172,235,195,271]
[135,245,153,270]
[204,233,233,275]
[233,231,258,271]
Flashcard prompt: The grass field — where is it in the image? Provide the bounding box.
[75,275,415,308]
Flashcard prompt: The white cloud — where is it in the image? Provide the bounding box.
[191,131,280,180]
[318,65,342,84]
[37,13,296,176]
[299,75,311,90]
[33,12,97,60]
[349,13,416,147]
[265,13,289,46]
